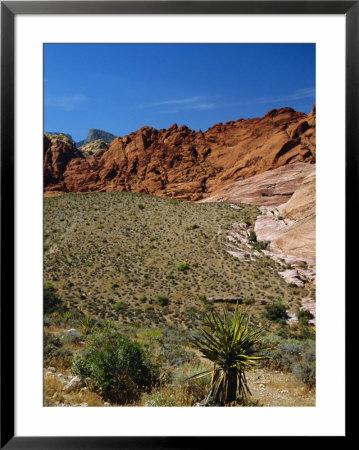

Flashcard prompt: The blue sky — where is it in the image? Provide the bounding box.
[44,44,315,142]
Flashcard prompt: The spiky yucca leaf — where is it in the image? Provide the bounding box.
[190,305,267,405]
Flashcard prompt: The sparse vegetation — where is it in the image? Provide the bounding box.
[43,191,315,407]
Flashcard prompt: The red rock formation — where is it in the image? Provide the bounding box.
[44,106,315,199]
[44,134,84,188]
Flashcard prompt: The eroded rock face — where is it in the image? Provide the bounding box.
[203,159,316,263]
[44,105,315,198]
[44,134,84,189]
[78,139,109,158]
[201,163,314,206]
[268,169,316,262]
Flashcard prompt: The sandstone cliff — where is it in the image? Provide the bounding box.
[44,106,315,198]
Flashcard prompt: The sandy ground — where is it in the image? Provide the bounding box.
[246,367,315,406]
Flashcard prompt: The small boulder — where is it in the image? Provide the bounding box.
[63,376,80,392]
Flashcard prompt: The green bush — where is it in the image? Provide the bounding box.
[263,300,289,322]
[252,240,270,251]
[248,230,257,242]
[44,282,65,315]
[177,261,189,271]
[44,332,72,366]
[260,336,315,387]
[154,294,169,306]
[296,309,314,325]
[137,328,163,342]
[72,330,158,403]
[114,302,126,311]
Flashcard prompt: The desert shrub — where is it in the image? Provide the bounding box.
[204,303,214,312]
[263,300,289,322]
[259,336,315,387]
[114,302,126,311]
[44,282,66,315]
[252,240,270,251]
[79,315,96,335]
[154,294,169,306]
[44,332,72,366]
[72,330,159,403]
[160,343,196,369]
[292,347,316,387]
[142,391,176,406]
[296,309,314,325]
[177,261,189,271]
[60,331,82,344]
[161,326,190,346]
[137,328,163,342]
[248,230,257,242]
[198,293,207,301]
[138,203,144,210]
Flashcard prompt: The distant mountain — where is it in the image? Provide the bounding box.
[46,131,73,141]
[76,129,116,147]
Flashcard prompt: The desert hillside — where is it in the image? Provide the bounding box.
[43,106,316,408]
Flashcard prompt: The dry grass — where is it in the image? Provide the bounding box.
[44,373,104,406]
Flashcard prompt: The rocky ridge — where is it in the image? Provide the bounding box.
[44,106,315,199]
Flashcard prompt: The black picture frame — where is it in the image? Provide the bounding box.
[1,1,354,447]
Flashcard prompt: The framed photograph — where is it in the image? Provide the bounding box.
[1,1,354,446]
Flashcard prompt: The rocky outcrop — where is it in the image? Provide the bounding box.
[44,106,315,198]
[254,168,316,262]
[45,131,73,141]
[44,134,84,188]
[200,163,314,206]
[78,139,109,158]
[203,161,316,263]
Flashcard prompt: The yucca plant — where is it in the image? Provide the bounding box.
[79,315,95,335]
[190,305,267,406]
